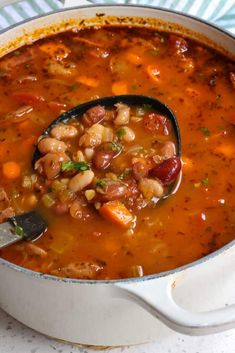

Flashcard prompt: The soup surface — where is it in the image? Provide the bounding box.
[0,26,234,280]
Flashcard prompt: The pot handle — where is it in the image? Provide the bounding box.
[114,275,235,335]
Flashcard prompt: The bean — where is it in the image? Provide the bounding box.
[38,137,67,154]
[151,157,181,185]
[143,113,170,135]
[35,152,69,180]
[79,123,104,147]
[50,124,78,140]
[139,178,164,199]
[93,150,113,170]
[84,148,94,160]
[119,126,135,142]
[160,141,176,159]
[96,179,128,201]
[69,197,94,220]
[82,105,105,127]
[114,103,130,125]
[132,161,150,180]
[93,142,120,170]
[69,170,94,192]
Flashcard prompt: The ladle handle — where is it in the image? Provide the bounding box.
[114,247,235,335]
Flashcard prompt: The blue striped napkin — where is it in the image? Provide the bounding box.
[0,0,235,33]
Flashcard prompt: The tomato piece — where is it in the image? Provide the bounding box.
[151,157,181,185]
[12,92,45,105]
[143,113,171,135]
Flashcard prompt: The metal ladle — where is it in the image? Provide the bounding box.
[0,95,181,249]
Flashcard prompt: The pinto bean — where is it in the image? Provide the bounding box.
[139,178,164,199]
[38,137,67,154]
[132,161,150,180]
[93,150,113,170]
[69,197,94,220]
[50,124,78,140]
[82,105,105,127]
[151,157,181,185]
[160,141,176,159]
[118,126,135,142]
[79,123,104,147]
[35,152,70,180]
[143,113,170,135]
[114,103,130,125]
[96,179,128,201]
[68,170,94,192]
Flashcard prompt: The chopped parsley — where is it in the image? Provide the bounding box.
[61,161,90,172]
[96,179,107,188]
[201,177,209,187]
[142,103,152,110]
[111,141,122,153]
[116,128,126,138]
[15,225,24,237]
[118,169,131,180]
[200,127,210,137]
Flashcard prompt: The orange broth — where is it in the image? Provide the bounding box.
[0,26,234,279]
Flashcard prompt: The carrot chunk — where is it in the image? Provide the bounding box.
[99,200,133,228]
[39,42,70,61]
[125,52,143,65]
[2,161,21,179]
[76,76,99,88]
[112,81,128,95]
[146,65,160,82]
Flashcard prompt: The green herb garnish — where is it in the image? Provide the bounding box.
[15,225,24,237]
[118,169,131,180]
[200,127,210,137]
[201,177,209,186]
[13,50,21,56]
[142,103,152,110]
[61,161,90,172]
[116,128,126,138]
[96,179,107,188]
[111,141,122,152]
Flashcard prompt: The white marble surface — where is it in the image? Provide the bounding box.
[1,307,235,353]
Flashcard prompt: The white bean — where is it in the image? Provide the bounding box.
[38,137,67,154]
[50,124,78,140]
[114,103,130,125]
[84,148,95,160]
[79,124,104,147]
[69,170,94,192]
[119,126,135,142]
[102,126,113,142]
[139,178,164,199]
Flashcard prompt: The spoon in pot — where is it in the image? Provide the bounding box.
[0,95,181,249]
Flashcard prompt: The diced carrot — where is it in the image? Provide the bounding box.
[2,161,21,179]
[125,52,143,65]
[146,65,160,82]
[39,42,70,61]
[76,75,99,88]
[99,200,133,228]
[112,80,128,95]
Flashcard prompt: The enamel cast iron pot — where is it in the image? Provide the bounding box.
[0,4,235,347]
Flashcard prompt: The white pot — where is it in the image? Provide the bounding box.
[0,5,235,347]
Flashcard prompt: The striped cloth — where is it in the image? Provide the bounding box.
[0,0,235,33]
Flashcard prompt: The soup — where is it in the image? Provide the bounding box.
[0,26,234,280]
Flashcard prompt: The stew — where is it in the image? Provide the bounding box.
[0,26,234,280]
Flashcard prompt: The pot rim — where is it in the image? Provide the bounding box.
[0,3,234,285]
